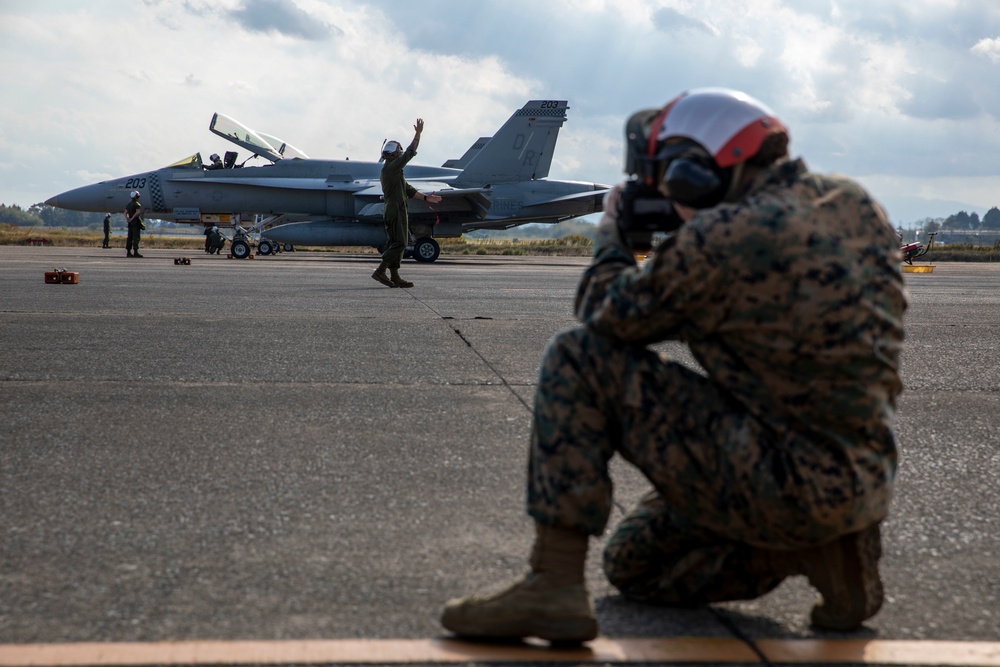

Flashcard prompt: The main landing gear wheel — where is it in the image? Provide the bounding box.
[231,239,251,259]
[257,239,273,256]
[412,237,440,263]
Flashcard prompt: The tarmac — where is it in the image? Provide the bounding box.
[0,245,998,667]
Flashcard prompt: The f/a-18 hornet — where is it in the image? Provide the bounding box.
[46,100,609,262]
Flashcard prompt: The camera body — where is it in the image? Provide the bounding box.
[616,107,732,252]
[616,179,682,252]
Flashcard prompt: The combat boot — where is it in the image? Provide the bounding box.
[440,523,597,643]
[389,269,413,289]
[750,523,883,631]
[371,262,395,288]
[801,523,884,630]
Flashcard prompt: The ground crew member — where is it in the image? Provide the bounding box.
[207,226,226,254]
[371,118,442,288]
[441,88,908,642]
[102,213,111,248]
[124,191,145,258]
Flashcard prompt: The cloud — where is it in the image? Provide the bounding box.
[4,0,1000,219]
[651,7,719,37]
[897,74,980,120]
[971,36,1000,62]
[227,0,340,41]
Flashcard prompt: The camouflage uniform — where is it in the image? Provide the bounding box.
[527,157,908,604]
[380,145,418,269]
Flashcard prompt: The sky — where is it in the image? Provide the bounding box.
[2,0,1000,227]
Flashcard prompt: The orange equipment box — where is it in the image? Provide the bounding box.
[44,270,80,284]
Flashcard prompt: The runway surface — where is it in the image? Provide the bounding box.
[1,246,998,666]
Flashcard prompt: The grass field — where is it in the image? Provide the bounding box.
[5,224,1000,261]
[0,224,595,257]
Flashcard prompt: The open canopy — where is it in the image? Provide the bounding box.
[209,112,283,162]
[259,131,308,160]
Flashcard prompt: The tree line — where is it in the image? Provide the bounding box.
[0,204,110,229]
[896,208,1000,243]
[919,208,1000,232]
[5,202,1000,241]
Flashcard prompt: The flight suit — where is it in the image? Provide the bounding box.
[207,230,226,254]
[379,145,418,269]
[125,199,144,256]
[527,158,908,604]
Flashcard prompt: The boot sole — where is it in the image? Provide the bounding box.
[442,616,597,643]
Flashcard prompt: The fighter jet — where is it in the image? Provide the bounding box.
[46,100,609,262]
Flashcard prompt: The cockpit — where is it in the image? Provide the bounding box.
[161,151,242,170]
[162,113,308,171]
[164,154,205,169]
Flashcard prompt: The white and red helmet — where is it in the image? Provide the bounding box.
[649,87,786,168]
[623,88,787,208]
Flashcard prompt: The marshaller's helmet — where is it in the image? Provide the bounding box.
[380,140,402,161]
[130,190,140,199]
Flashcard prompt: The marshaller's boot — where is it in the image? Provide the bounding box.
[371,262,395,288]
[751,523,884,631]
[389,269,413,289]
[440,523,597,643]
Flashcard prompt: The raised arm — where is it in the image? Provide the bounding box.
[408,118,424,152]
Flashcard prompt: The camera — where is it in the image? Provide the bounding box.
[616,108,730,252]
[616,180,683,252]
[616,108,692,252]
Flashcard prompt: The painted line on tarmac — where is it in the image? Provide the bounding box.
[1,637,1000,666]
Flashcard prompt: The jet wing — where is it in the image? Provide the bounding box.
[187,176,362,190]
[355,184,492,221]
[540,188,611,203]
[352,183,488,199]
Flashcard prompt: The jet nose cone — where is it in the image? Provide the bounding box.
[44,182,117,212]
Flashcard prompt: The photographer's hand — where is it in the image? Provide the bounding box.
[672,201,698,222]
[596,184,626,247]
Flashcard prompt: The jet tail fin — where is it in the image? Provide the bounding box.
[442,137,491,169]
[454,101,568,186]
